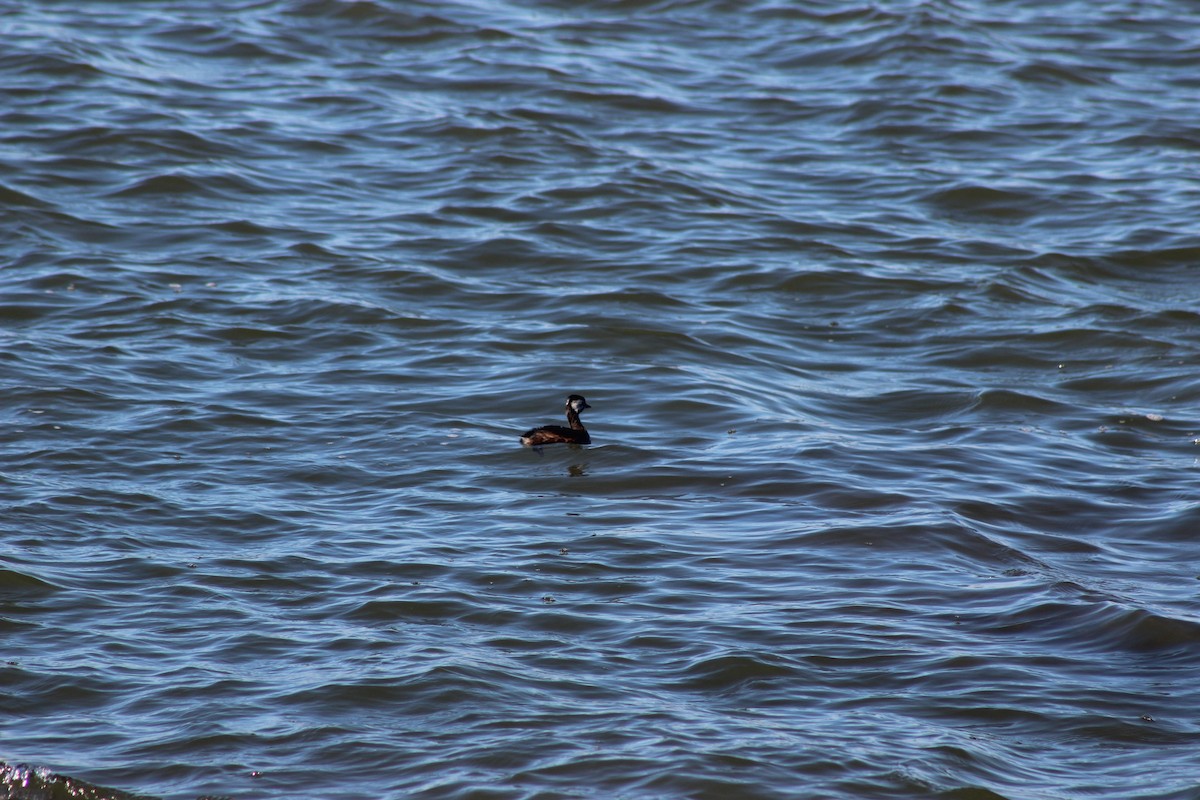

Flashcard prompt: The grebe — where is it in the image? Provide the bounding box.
[520,394,592,446]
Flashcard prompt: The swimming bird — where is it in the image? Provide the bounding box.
[520,394,592,446]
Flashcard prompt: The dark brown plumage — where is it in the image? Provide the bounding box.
[520,394,592,446]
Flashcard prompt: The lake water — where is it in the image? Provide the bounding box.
[3,1,1200,798]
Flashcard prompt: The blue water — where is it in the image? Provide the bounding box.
[3,2,1200,798]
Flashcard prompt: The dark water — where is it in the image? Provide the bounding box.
[4,1,1200,798]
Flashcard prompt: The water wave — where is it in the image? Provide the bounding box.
[3,1,1200,798]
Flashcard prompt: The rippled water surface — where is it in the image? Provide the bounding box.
[4,1,1200,798]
